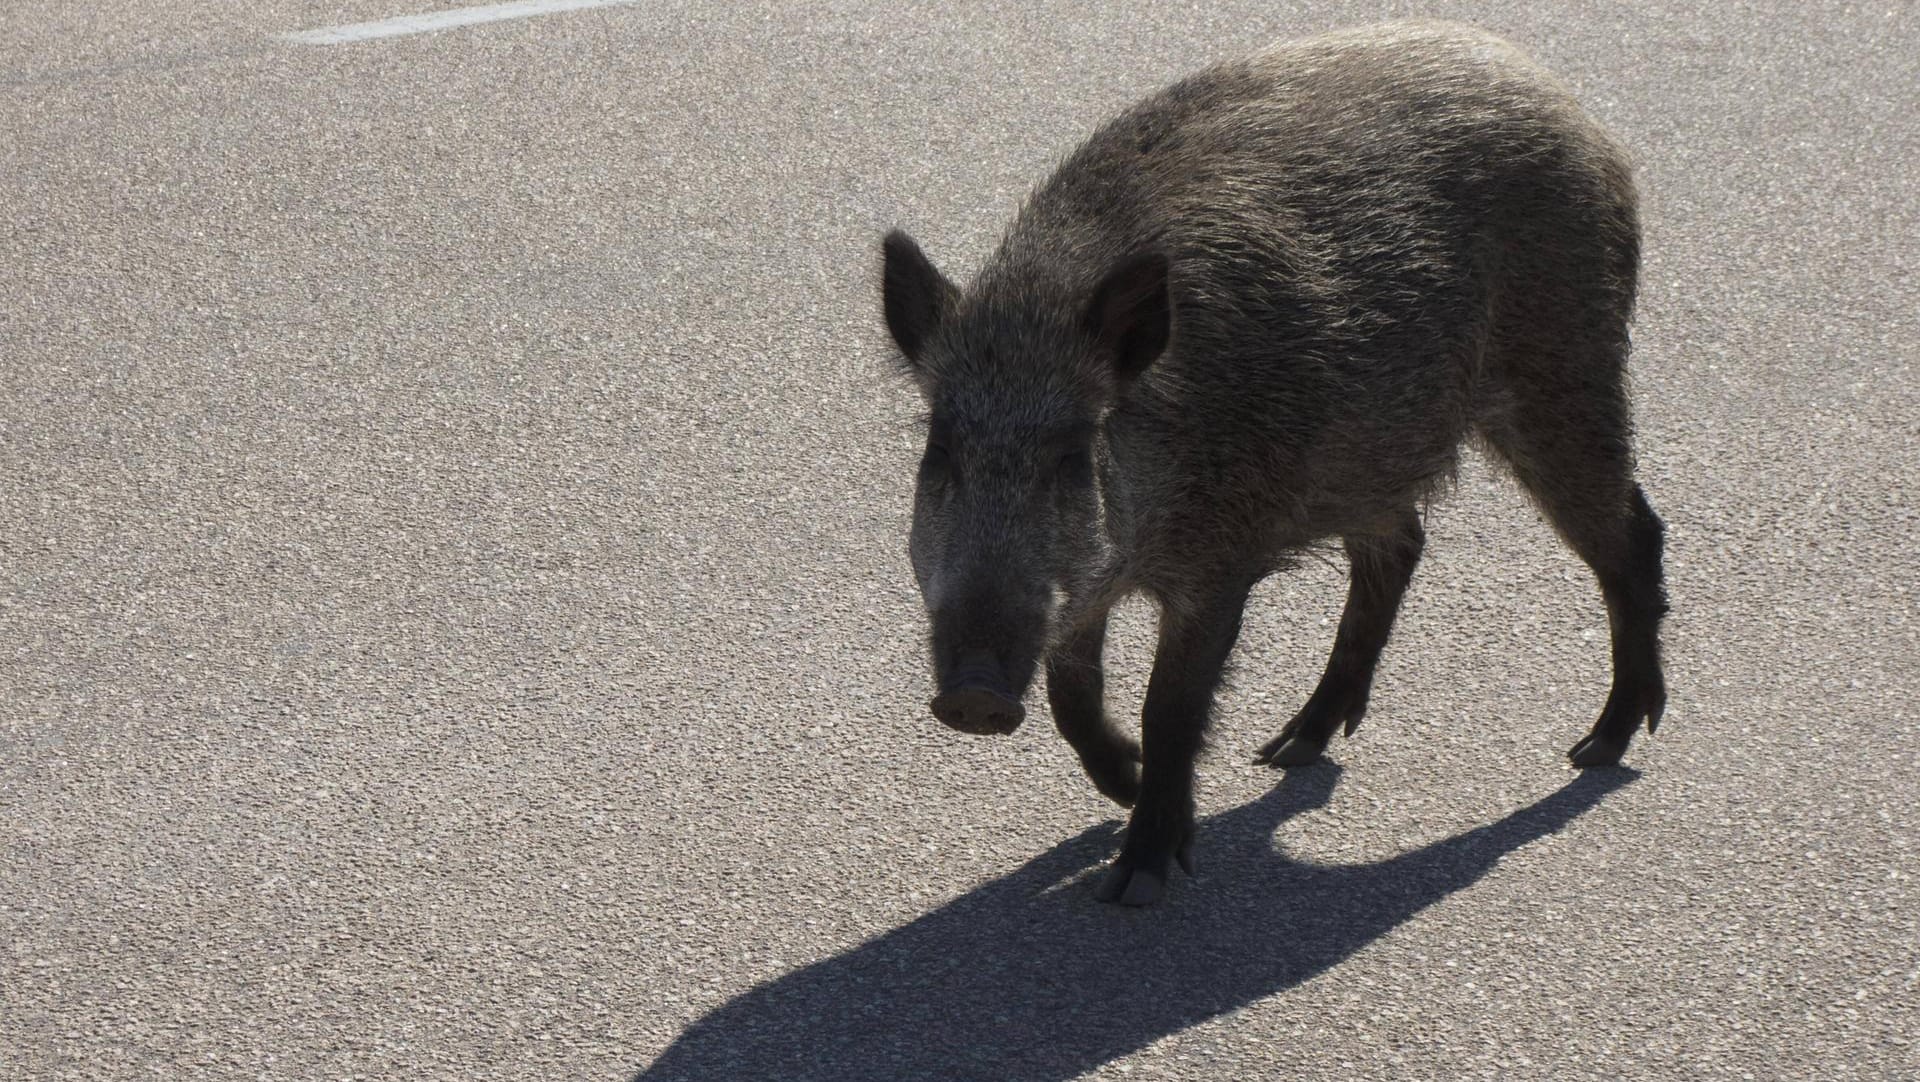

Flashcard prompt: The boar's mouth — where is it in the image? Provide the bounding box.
[929,650,1027,735]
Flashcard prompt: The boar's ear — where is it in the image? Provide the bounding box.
[882,229,958,370]
[1083,252,1171,382]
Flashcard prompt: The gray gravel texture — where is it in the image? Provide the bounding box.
[2,1,1915,1079]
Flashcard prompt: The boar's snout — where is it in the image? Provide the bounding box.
[930,650,1027,735]
[930,688,1026,735]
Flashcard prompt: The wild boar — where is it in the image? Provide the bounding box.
[881,21,1667,904]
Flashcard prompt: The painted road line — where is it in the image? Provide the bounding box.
[280,0,639,45]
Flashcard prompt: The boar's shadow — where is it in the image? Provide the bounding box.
[635,765,1634,1081]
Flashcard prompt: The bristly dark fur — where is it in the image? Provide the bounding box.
[881,21,1668,906]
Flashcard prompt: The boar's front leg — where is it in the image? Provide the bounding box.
[1255,506,1426,767]
[1045,610,1142,808]
[1095,579,1254,906]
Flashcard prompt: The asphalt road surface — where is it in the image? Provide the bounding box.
[3,2,1915,1079]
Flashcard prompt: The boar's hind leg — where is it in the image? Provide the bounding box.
[1255,506,1426,768]
[1480,376,1669,767]
[1095,579,1254,906]
[1045,611,1141,808]
[1561,482,1668,767]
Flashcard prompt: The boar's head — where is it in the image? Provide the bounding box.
[879,229,1169,736]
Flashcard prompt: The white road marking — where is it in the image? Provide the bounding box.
[280,0,638,45]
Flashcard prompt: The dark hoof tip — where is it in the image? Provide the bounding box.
[930,688,1025,735]
[1568,734,1628,768]
[1256,735,1324,769]
[1646,699,1667,735]
[1094,863,1166,906]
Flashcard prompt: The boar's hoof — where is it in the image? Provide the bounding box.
[1095,863,1166,907]
[1094,840,1194,906]
[1254,682,1367,768]
[930,688,1026,735]
[1567,732,1630,768]
[1253,732,1327,768]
